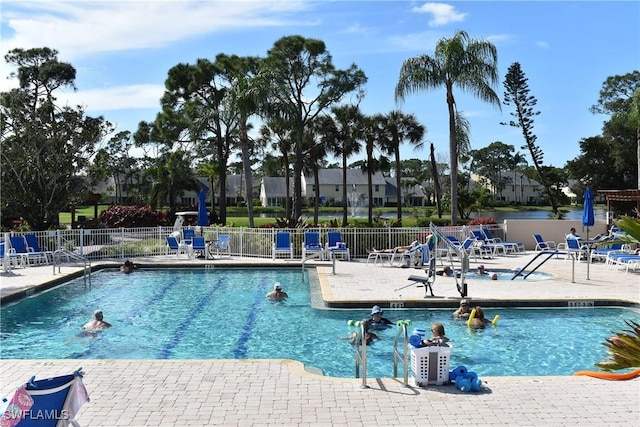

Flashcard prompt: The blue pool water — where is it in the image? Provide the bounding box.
[464,269,554,280]
[1,268,638,378]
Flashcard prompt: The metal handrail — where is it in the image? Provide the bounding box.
[392,322,410,387]
[352,321,369,389]
[53,249,91,286]
[301,249,335,275]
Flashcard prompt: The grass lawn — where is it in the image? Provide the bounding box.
[58,204,576,228]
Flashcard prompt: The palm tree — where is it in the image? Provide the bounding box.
[320,105,364,226]
[395,30,501,224]
[258,119,293,218]
[380,111,425,222]
[361,114,390,227]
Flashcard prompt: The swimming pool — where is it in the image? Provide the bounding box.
[1,268,638,378]
[465,269,554,280]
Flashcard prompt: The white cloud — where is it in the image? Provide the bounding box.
[412,2,467,27]
[1,1,313,59]
[535,40,550,49]
[59,84,165,111]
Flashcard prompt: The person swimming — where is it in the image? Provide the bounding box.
[265,282,288,300]
[83,310,112,332]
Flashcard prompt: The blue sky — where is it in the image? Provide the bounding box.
[1,1,638,169]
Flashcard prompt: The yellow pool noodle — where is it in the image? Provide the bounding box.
[467,308,476,327]
[492,315,500,326]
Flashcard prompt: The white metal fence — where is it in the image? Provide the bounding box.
[3,224,508,261]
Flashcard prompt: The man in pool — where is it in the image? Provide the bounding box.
[477,265,488,275]
[265,282,288,300]
[83,310,112,331]
[453,299,472,319]
[369,305,393,329]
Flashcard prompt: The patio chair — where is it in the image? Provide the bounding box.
[210,234,231,257]
[0,368,89,427]
[25,234,54,264]
[191,236,207,259]
[166,236,190,258]
[8,235,48,265]
[273,231,293,260]
[326,231,350,261]
[182,228,195,245]
[532,234,557,252]
[564,238,588,261]
[302,231,323,260]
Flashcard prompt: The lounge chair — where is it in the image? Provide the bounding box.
[210,234,231,257]
[470,230,515,256]
[0,368,89,427]
[25,234,54,264]
[302,231,323,260]
[326,231,350,261]
[8,235,48,265]
[461,237,492,261]
[166,236,190,258]
[481,227,524,253]
[0,240,25,269]
[589,241,624,263]
[273,231,293,260]
[532,234,557,252]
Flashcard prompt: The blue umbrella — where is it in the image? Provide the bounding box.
[197,190,209,226]
[582,187,594,239]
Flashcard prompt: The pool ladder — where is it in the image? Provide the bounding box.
[353,322,411,388]
[53,249,91,287]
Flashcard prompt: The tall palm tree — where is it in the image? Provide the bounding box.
[320,105,364,226]
[395,30,501,224]
[361,114,390,227]
[258,119,293,218]
[380,111,425,222]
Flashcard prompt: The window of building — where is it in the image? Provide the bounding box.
[335,185,339,192]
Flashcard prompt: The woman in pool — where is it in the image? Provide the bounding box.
[369,305,393,329]
[420,322,450,347]
[120,260,137,274]
[469,306,491,329]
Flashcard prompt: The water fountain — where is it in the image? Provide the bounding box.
[349,185,361,217]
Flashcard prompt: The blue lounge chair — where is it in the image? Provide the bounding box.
[482,227,524,253]
[302,231,323,259]
[0,240,25,269]
[273,231,293,260]
[8,235,48,265]
[326,231,350,261]
[210,234,231,257]
[0,368,89,427]
[470,230,515,256]
[25,234,54,264]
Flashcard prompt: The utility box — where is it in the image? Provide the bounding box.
[410,344,452,386]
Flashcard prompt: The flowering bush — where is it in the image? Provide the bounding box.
[99,205,168,227]
[467,217,498,225]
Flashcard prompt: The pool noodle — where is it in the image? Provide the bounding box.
[572,368,640,380]
[467,309,476,327]
[492,315,500,326]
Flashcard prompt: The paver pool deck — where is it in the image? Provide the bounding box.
[1,253,639,426]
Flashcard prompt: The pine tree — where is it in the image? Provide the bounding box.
[502,62,559,215]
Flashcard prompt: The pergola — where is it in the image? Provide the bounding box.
[597,189,640,223]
